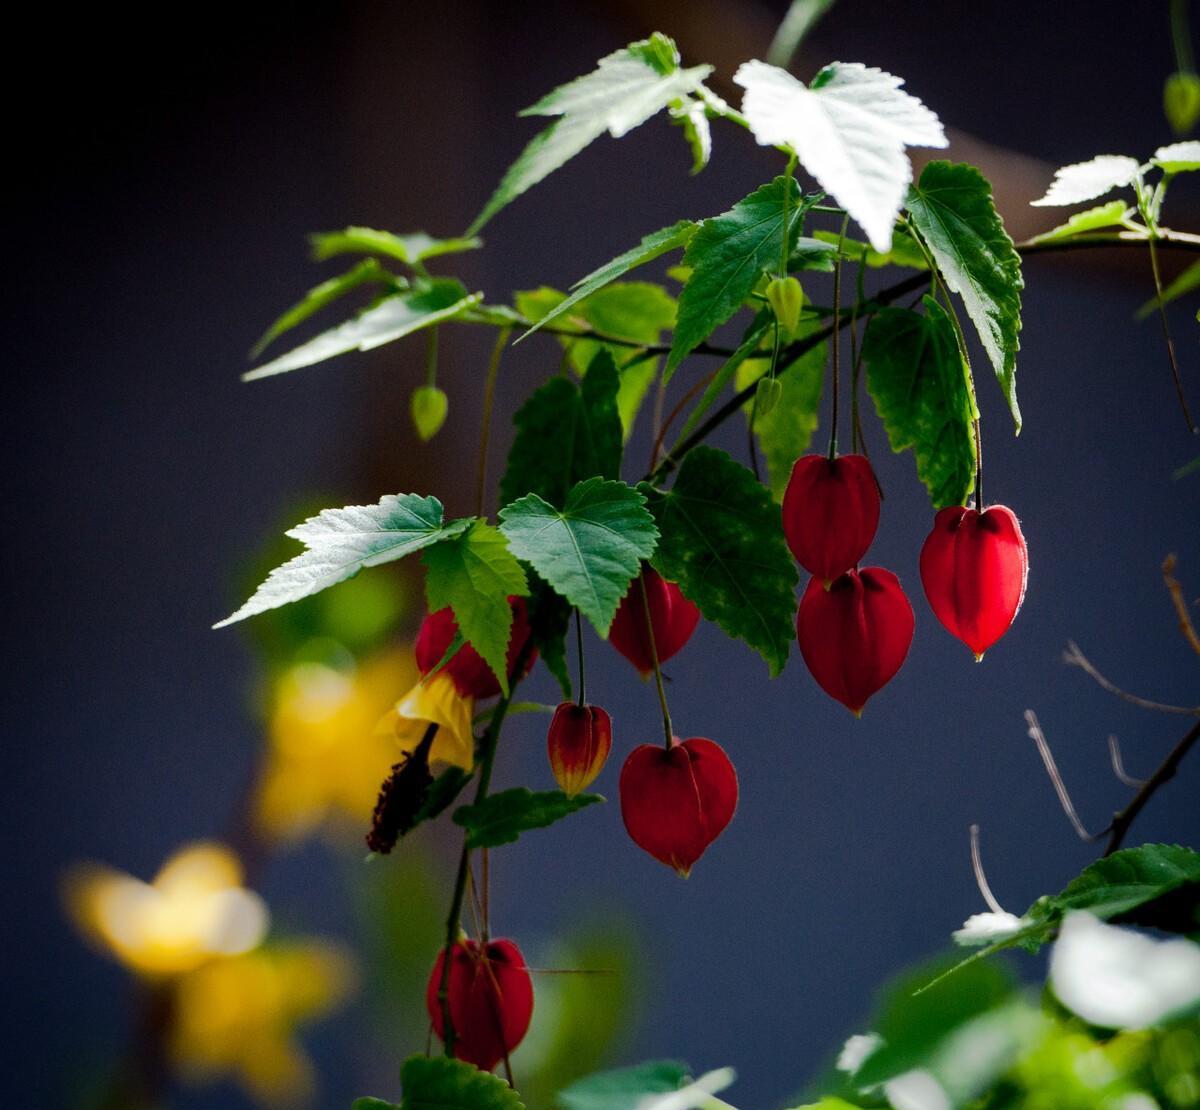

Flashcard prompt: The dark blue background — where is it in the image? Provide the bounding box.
[7,2,1199,1107]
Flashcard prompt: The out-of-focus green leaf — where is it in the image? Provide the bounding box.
[399,1055,525,1110]
[1029,200,1133,245]
[453,788,603,849]
[558,1061,692,1110]
[244,280,480,381]
[677,314,772,441]
[1166,72,1200,135]
[310,227,481,266]
[1137,259,1200,319]
[813,228,928,268]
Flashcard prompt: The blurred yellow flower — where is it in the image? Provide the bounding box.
[256,646,418,841]
[63,842,268,977]
[376,669,476,770]
[170,940,356,1107]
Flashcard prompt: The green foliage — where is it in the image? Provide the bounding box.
[1029,199,1133,244]
[813,227,928,268]
[251,258,401,358]
[415,766,474,826]
[217,495,471,628]
[1154,140,1200,172]
[736,338,826,501]
[906,161,1024,429]
[1137,258,1200,318]
[245,280,481,381]
[499,479,659,635]
[1031,155,1142,207]
[500,351,623,508]
[422,521,530,694]
[557,1061,692,1110]
[527,576,574,700]
[397,1055,525,1110]
[734,60,947,251]
[641,447,798,675]
[311,227,481,268]
[668,177,811,378]
[453,787,604,849]
[1166,71,1200,134]
[864,298,977,509]
[677,314,773,441]
[469,35,712,234]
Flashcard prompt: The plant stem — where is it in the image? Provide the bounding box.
[828,214,850,460]
[425,325,439,387]
[574,608,586,707]
[1104,719,1200,855]
[973,418,984,511]
[1146,234,1197,433]
[1171,0,1195,74]
[475,328,510,517]
[638,574,674,749]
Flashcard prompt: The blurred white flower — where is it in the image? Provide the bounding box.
[836,1032,882,1074]
[1050,911,1200,1029]
[953,911,1029,947]
[884,1069,951,1110]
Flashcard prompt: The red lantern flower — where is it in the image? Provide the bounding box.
[796,567,914,715]
[919,505,1029,659]
[781,454,881,583]
[425,937,534,1072]
[609,567,700,676]
[415,598,534,699]
[619,737,738,876]
[547,702,613,796]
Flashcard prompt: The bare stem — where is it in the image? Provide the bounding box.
[1146,233,1197,433]
[1107,735,1146,788]
[969,824,1007,915]
[1024,710,1098,842]
[1163,554,1200,657]
[475,328,510,517]
[639,573,674,749]
[1063,639,1200,715]
[1105,719,1200,855]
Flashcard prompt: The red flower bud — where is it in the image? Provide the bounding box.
[415,597,534,699]
[425,937,534,1072]
[547,702,612,796]
[796,567,914,715]
[609,567,700,677]
[619,737,738,876]
[919,505,1028,659]
[782,454,881,582]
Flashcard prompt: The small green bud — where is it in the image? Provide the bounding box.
[765,276,803,333]
[754,376,784,418]
[1165,71,1200,136]
[410,384,448,441]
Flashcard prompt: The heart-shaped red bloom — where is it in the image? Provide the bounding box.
[609,567,701,677]
[796,567,914,715]
[919,505,1028,659]
[425,937,534,1072]
[619,737,738,876]
[781,454,881,582]
[547,701,612,796]
[415,597,534,699]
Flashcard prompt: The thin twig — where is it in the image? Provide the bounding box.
[1146,233,1197,433]
[969,824,1007,915]
[1105,718,1200,855]
[1163,554,1200,657]
[1024,710,1098,842]
[1107,735,1146,788]
[475,327,510,518]
[1063,640,1200,716]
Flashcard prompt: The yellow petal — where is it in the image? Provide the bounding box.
[388,672,475,770]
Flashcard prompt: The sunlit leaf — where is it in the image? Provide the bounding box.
[1030,155,1141,207]
[1029,200,1133,244]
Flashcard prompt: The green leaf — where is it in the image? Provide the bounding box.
[414,766,473,826]
[399,1055,525,1110]
[252,258,400,358]
[737,338,826,501]
[641,446,798,675]
[864,299,977,509]
[812,228,928,269]
[517,221,694,343]
[1029,200,1133,244]
[906,161,1024,430]
[671,95,712,174]
[499,479,658,635]
[1153,140,1200,172]
[469,36,712,234]
[310,227,482,267]
[422,521,530,695]
[527,575,574,700]
[1030,155,1141,207]
[500,350,622,508]
[1137,258,1200,319]
[558,1061,692,1110]
[452,787,603,849]
[352,1099,398,1110]
[677,314,773,441]
[216,495,472,628]
[668,177,811,379]
[734,61,947,251]
[244,280,481,382]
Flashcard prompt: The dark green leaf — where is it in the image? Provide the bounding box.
[422,521,530,695]
[641,446,798,675]
[527,576,574,699]
[864,299,977,509]
[906,161,1024,429]
[499,479,658,635]
[252,258,400,358]
[453,787,603,849]
[677,312,773,441]
[557,1061,691,1110]
[668,177,811,379]
[216,496,472,628]
[352,1099,398,1110]
[399,1055,525,1110]
[500,350,622,508]
[1041,843,1200,922]
[414,766,474,826]
[1137,258,1200,319]
[244,280,480,382]
[812,228,928,269]
[310,227,481,266]
[469,37,712,234]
